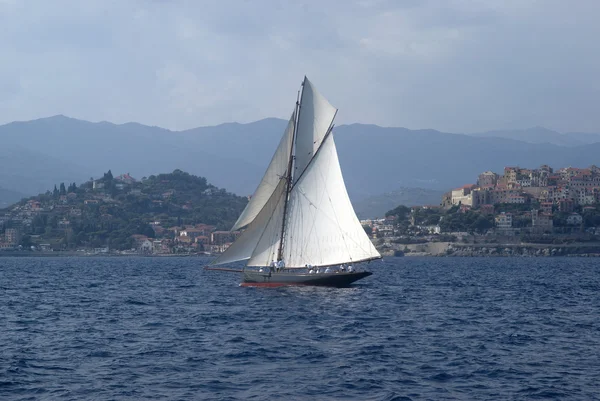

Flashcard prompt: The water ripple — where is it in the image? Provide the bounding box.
[1,256,600,400]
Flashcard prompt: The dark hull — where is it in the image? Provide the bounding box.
[241,271,372,288]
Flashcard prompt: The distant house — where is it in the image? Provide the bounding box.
[139,239,153,254]
[532,210,553,233]
[495,212,512,229]
[115,173,137,185]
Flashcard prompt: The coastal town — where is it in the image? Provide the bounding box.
[362,164,600,256]
[2,165,600,257]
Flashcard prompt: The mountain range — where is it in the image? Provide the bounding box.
[1,115,599,217]
[470,126,600,147]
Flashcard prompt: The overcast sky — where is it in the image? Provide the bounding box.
[1,0,598,133]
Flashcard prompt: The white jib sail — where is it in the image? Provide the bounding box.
[282,134,381,267]
[212,179,287,266]
[293,77,337,183]
[231,111,295,231]
[246,182,287,267]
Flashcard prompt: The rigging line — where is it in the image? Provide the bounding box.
[295,174,370,255]
[293,185,322,265]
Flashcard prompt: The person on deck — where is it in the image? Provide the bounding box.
[347,264,354,273]
[340,264,346,272]
[277,259,285,272]
[270,260,277,272]
[324,266,332,274]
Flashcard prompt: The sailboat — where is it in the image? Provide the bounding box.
[207,77,381,287]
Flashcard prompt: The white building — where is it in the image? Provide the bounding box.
[139,239,153,254]
[495,212,512,229]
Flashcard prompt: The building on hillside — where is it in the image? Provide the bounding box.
[540,202,553,214]
[508,195,526,204]
[139,239,153,254]
[504,167,519,183]
[115,173,137,184]
[451,185,477,206]
[532,210,553,234]
[5,228,20,245]
[558,199,575,213]
[477,171,498,188]
[495,212,512,230]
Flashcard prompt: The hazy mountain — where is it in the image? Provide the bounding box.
[352,187,445,219]
[471,126,600,146]
[0,186,26,208]
[0,115,265,198]
[0,143,91,197]
[2,116,600,209]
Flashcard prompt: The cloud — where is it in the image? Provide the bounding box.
[0,0,598,132]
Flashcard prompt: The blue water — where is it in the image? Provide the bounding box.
[1,257,600,400]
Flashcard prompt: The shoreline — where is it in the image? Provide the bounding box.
[381,241,600,257]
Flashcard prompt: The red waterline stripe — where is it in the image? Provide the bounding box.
[239,282,309,288]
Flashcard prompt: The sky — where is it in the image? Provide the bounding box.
[0,0,599,133]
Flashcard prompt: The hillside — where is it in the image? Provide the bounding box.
[0,170,247,250]
[3,116,600,205]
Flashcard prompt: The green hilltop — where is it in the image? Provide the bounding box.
[1,169,248,251]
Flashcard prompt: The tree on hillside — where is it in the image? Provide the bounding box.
[53,185,59,198]
[386,204,411,220]
[59,183,66,195]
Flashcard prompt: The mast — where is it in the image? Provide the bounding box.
[277,78,304,261]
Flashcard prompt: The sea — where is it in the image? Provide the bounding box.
[1,257,599,400]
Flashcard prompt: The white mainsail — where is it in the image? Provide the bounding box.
[293,77,337,183]
[231,111,295,231]
[282,134,380,267]
[212,76,380,268]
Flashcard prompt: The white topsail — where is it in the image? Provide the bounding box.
[282,134,380,267]
[212,76,381,268]
[231,111,295,231]
[293,77,337,183]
